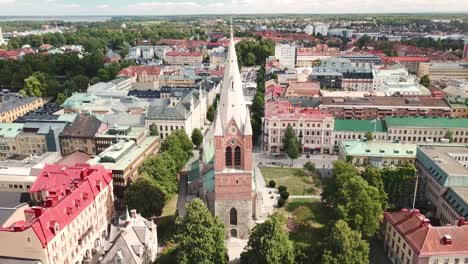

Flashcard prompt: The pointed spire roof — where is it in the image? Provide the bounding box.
[125,206,131,222]
[215,22,248,135]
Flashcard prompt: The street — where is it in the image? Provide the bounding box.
[253,152,338,177]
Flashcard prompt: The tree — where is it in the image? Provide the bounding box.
[191,128,203,149]
[124,173,167,218]
[364,131,373,141]
[241,213,295,264]
[139,154,178,194]
[175,199,228,264]
[420,74,431,88]
[56,93,67,105]
[283,125,300,166]
[303,161,318,176]
[150,124,159,136]
[161,133,189,171]
[361,166,388,210]
[71,75,90,91]
[20,75,45,97]
[322,220,369,264]
[356,35,371,49]
[207,106,215,122]
[245,52,256,66]
[446,130,454,143]
[174,129,194,157]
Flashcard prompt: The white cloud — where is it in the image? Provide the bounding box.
[0,0,15,4]
[97,4,110,9]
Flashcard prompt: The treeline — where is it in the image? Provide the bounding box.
[235,39,274,67]
[250,65,266,144]
[401,37,464,51]
[124,129,193,218]
[0,51,133,101]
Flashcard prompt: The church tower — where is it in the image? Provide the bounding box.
[212,26,254,239]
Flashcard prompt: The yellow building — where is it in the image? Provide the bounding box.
[0,95,44,123]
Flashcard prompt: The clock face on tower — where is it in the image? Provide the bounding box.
[230,139,236,145]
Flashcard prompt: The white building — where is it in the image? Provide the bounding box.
[0,26,6,46]
[382,78,431,96]
[141,46,155,60]
[275,43,296,69]
[372,68,410,90]
[313,22,329,36]
[304,25,314,35]
[128,47,141,60]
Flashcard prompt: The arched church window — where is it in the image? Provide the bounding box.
[230,208,237,225]
[225,146,232,167]
[234,146,241,167]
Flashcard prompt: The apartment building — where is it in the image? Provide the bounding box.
[446,96,468,118]
[373,68,410,90]
[0,164,114,264]
[89,137,160,209]
[59,115,108,156]
[263,100,334,154]
[416,145,468,226]
[275,43,296,69]
[333,119,388,149]
[0,94,45,123]
[165,51,202,66]
[386,117,468,144]
[117,65,163,89]
[319,97,452,120]
[383,209,468,264]
[338,141,417,167]
[418,62,468,81]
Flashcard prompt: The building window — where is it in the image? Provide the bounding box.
[234,146,241,167]
[225,147,232,167]
[230,208,237,225]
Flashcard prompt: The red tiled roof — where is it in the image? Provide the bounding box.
[265,100,332,120]
[385,209,468,256]
[266,84,284,97]
[383,56,431,63]
[166,51,202,57]
[117,65,162,78]
[1,164,112,247]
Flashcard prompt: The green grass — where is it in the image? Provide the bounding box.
[278,198,331,245]
[162,194,178,217]
[260,167,319,195]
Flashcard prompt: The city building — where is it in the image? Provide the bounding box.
[59,115,108,156]
[89,137,160,209]
[333,119,388,149]
[284,81,320,97]
[463,38,468,59]
[341,54,383,68]
[312,22,328,36]
[274,43,296,69]
[445,96,468,118]
[165,51,202,66]
[96,209,158,264]
[104,49,121,64]
[87,77,133,98]
[304,25,314,35]
[382,57,430,74]
[0,164,114,264]
[416,145,468,225]
[0,94,45,123]
[319,97,452,119]
[418,62,468,81]
[373,68,410,90]
[382,79,431,96]
[117,66,163,90]
[295,45,340,67]
[264,100,334,154]
[146,89,208,140]
[386,117,468,144]
[383,209,468,264]
[338,140,417,167]
[341,71,374,91]
[94,125,148,153]
[312,58,372,90]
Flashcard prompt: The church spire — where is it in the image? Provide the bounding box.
[214,19,249,135]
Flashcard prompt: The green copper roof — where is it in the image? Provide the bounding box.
[339,140,417,158]
[445,96,468,108]
[334,119,387,132]
[385,117,468,128]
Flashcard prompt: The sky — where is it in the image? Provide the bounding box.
[1,0,468,16]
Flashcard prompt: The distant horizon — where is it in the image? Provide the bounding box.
[2,0,468,17]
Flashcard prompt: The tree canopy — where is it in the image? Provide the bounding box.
[191,128,204,149]
[420,75,431,88]
[322,220,369,264]
[283,125,300,166]
[241,213,295,264]
[124,173,167,218]
[175,199,228,264]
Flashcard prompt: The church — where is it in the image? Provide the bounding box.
[187,29,263,239]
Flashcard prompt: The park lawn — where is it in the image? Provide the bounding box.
[260,167,319,195]
[279,198,330,245]
[162,194,178,217]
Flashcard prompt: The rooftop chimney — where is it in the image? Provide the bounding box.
[32,206,44,217]
[442,235,453,245]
